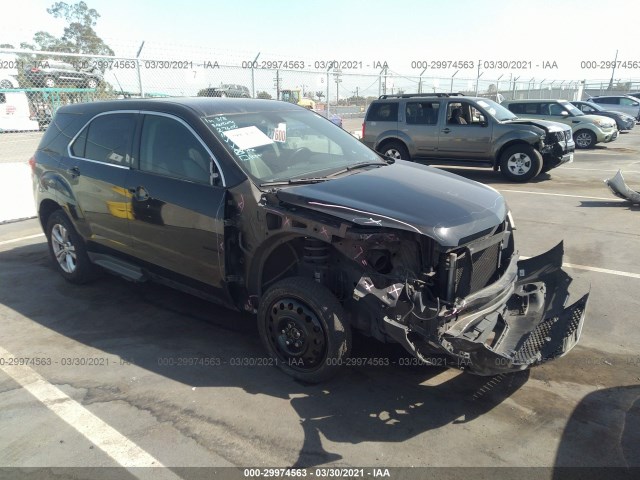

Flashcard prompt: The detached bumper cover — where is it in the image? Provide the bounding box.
[605,170,640,204]
[382,242,589,375]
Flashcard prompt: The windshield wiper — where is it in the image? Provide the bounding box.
[260,177,328,187]
[326,161,386,178]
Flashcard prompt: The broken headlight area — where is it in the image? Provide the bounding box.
[349,237,588,376]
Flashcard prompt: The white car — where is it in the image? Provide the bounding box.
[0,91,39,132]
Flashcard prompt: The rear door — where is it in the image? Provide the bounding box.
[125,112,227,290]
[62,111,137,253]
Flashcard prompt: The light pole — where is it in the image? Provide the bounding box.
[450,69,459,93]
[418,66,427,93]
[251,52,260,98]
[136,41,145,98]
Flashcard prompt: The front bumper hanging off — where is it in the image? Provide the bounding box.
[380,242,589,375]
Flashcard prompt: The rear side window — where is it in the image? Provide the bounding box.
[405,102,439,125]
[71,113,136,165]
[507,103,538,114]
[366,102,398,122]
[594,97,616,105]
[139,114,216,185]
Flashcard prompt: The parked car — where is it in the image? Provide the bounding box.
[197,84,250,98]
[24,60,102,89]
[502,99,618,149]
[570,100,635,131]
[0,91,39,132]
[588,95,640,120]
[31,98,588,382]
[362,93,574,182]
[625,92,640,101]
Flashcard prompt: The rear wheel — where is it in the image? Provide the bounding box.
[86,78,98,89]
[46,210,95,284]
[257,277,351,383]
[574,129,596,149]
[378,141,410,160]
[43,77,56,88]
[499,144,543,182]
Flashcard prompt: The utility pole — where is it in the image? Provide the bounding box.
[418,66,428,93]
[274,70,280,99]
[251,52,260,98]
[450,70,459,93]
[608,49,619,90]
[136,41,145,98]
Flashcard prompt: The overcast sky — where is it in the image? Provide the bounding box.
[2,0,637,92]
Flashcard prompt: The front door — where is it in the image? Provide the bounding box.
[126,113,227,290]
[437,101,492,158]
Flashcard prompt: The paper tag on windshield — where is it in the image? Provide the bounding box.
[222,126,273,150]
[272,123,287,143]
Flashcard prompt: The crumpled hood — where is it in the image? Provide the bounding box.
[275,161,507,247]
[507,118,568,132]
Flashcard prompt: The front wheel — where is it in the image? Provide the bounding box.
[43,77,56,88]
[573,130,596,149]
[378,141,410,161]
[257,277,351,383]
[86,78,99,89]
[499,144,543,182]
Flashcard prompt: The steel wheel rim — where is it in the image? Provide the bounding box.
[87,79,97,88]
[266,298,327,371]
[385,148,403,160]
[575,132,592,148]
[507,152,532,176]
[44,78,55,88]
[51,224,77,273]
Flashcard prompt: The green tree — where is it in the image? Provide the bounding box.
[257,91,272,99]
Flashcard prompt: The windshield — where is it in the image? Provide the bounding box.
[475,98,517,121]
[584,101,604,111]
[203,109,383,184]
[559,101,584,116]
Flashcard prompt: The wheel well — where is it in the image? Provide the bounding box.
[376,138,405,153]
[38,200,62,231]
[259,237,305,295]
[495,140,534,168]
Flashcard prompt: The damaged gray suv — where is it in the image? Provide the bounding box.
[32,98,588,382]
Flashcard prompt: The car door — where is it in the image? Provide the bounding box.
[402,100,440,158]
[62,111,137,253]
[126,112,227,291]
[437,100,492,158]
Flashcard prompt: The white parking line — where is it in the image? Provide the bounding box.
[0,346,183,479]
[520,257,640,279]
[501,189,618,201]
[0,233,45,246]
[560,167,640,174]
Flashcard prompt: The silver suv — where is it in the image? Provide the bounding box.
[362,94,574,182]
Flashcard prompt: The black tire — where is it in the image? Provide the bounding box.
[257,277,351,383]
[499,144,543,182]
[573,129,596,149]
[378,141,410,160]
[45,210,95,284]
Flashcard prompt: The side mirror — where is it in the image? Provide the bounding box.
[561,111,569,116]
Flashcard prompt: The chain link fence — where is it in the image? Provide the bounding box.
[2,46,639,164]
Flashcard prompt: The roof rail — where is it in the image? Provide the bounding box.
[378,92,465,99]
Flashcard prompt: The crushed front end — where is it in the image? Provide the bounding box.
[343,218,588,375]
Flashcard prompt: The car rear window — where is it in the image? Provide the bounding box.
[366,102,398,122]
[506,103,538,114]
[72,113,136,165]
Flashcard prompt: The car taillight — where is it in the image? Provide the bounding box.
[30,67,40,73]
[6,105,16,115]
[28,156,36,174]
[361,122,365,138]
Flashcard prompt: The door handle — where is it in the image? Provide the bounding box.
[66,166,80,178]
[441,128,451,134]
[129,186,150,201]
